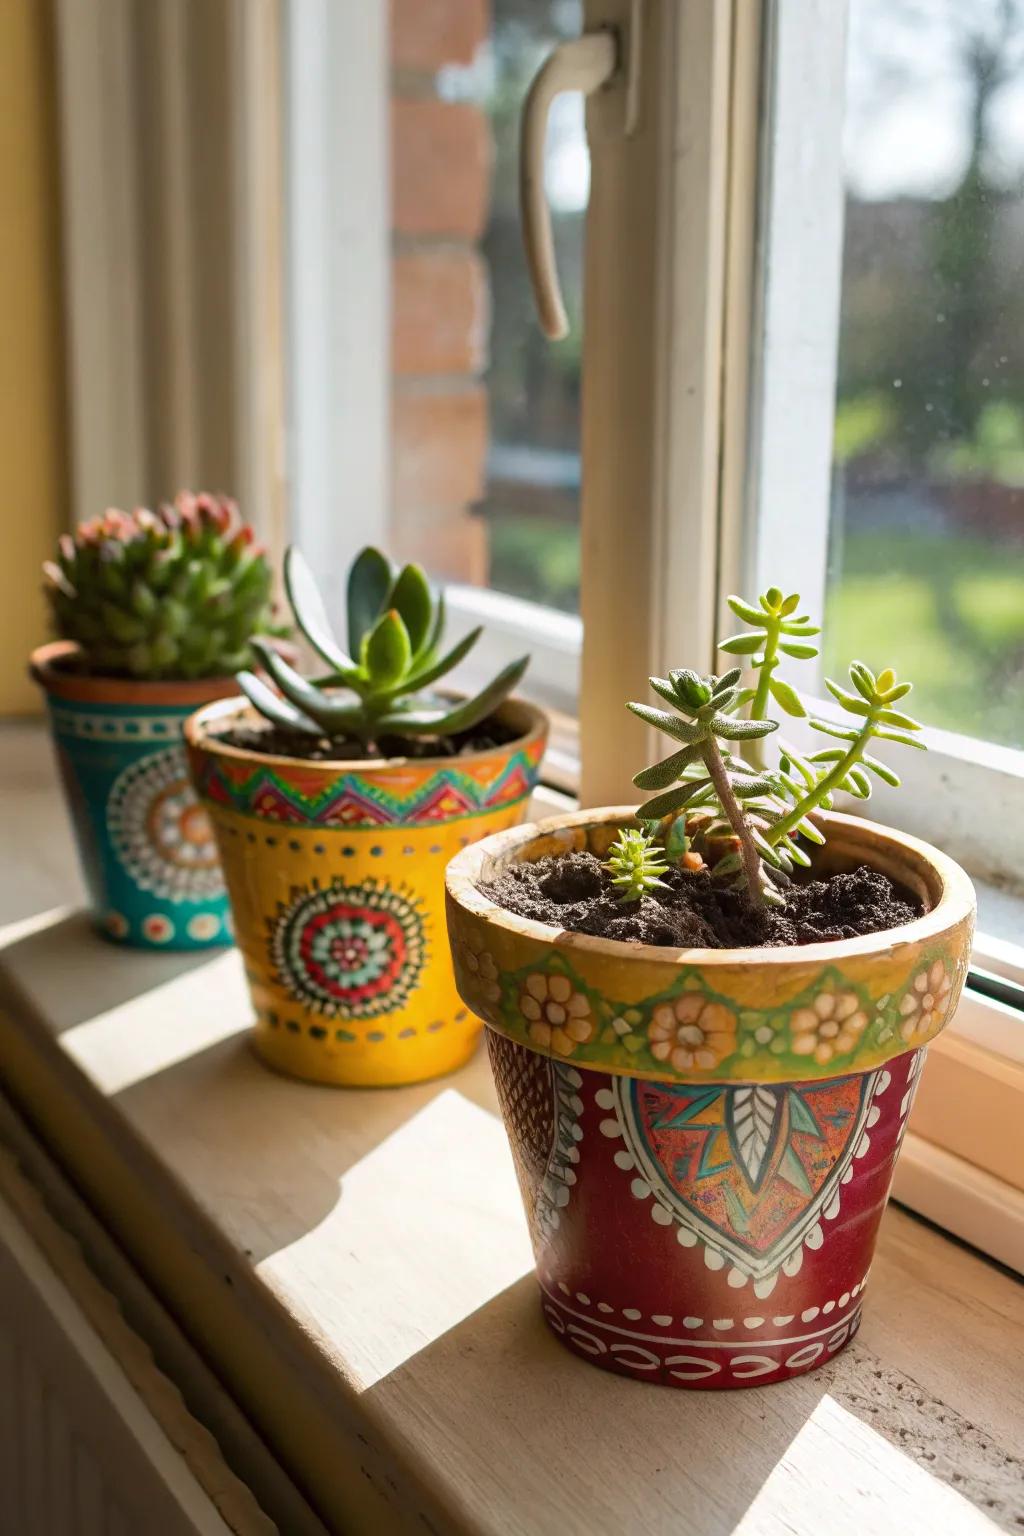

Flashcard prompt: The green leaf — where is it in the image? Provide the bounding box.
[726,595,766,626]
[730,774,779,798]
[780,620,820,636]
[364,610,413,688]
[718,633,762,654]
[633,744,701,790]
[848,662,875,703]
[808,747,846,763]
[668,669,712,708]
[383,625,482,699]
[780,593,800,615]
[284,547,357,675]
[874,728,927,750]
[417,589,447,664]
[778,641,819,659]
[752,828,785,868]
[877,707,922,730]
[250,637,362,732]
[825,678,871,715]
[710,716,778,740]
[810,717,860,741]
[713,667,742,693]
[638,782,701,820]
[882,680,913,703]
[768,676,807,718]
[346,547,394,654]
[236,670,321,735]
[392,655,529,736]
[863,753,900,786]
[649,676,689,709]
[626,703,702,744]
[388,564,434,656]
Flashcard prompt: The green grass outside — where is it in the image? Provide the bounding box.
[490,516,1024,751]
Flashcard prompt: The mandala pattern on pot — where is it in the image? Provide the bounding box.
[487,1031,583,1243]
[107,746,223,901]
[268,877,427,1020]
[596,1061,912,1297]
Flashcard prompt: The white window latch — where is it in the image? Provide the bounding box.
[519,29,620,340]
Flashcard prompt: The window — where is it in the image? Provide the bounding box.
[829,0,1024,754]
[746,0,1024,893]
[279,0,1022,1261]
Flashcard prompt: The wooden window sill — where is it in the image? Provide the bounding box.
[1,721,1023,1533]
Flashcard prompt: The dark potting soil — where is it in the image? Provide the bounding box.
[481,851,921,949]
[220,718,520,762]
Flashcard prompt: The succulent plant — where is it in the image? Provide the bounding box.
[43,493,278,680]
[239,546,529,751]
[628,588,926,905]
[604,826,670,904]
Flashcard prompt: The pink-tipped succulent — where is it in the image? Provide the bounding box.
[43,492,280,679]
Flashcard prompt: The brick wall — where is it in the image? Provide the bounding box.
[390,0,490,584]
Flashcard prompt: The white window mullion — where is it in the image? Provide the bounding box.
[283,0,390,621]
[743,0,849,634]
[578,0,736,805]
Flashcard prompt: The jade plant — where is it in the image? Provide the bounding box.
[618,586,925,905]
[239,546,528,751]
[43,493,279,679]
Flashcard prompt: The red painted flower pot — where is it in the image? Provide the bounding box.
[445,807,975,1389]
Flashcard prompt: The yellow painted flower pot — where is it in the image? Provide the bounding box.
[186,695,548,1086]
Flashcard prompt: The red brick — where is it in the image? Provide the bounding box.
[392,385,487,513]
[389,504,488,585]
[391,0,488,72]
[392,99,489,240]
[392,249,487,377]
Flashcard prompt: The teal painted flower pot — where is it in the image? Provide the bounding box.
[31,641,235,949]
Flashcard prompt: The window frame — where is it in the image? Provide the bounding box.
[279,0,1024,1266]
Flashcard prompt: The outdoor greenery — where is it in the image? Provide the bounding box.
[240,548,528,750]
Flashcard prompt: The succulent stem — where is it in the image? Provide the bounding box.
[766,723,874,846]
[702,735,765,906]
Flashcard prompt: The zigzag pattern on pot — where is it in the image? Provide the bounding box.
[193,743,543,828]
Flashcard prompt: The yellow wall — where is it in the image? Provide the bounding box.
[0,0,67,713]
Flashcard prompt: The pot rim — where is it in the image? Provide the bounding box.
[184,690,549,774]
[445,804,976,969]
[29,640,238,708]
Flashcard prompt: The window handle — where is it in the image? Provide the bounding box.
[519,30,619,340]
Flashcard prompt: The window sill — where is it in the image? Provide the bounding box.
[0,720,1022,1531]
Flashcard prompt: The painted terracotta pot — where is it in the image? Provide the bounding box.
[185,694,548,1087]
[445,807,975,1389]
[31,641,235,949]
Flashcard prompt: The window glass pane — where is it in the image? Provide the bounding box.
[405,0,585,615]
[827,0,1024,749]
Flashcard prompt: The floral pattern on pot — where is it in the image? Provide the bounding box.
[449,934,971,1086]
[268,877,427,1020]
[518,973,595,1056]
[107,746,223,901]
[445,806,976,1086]
[897,959,954,1046]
